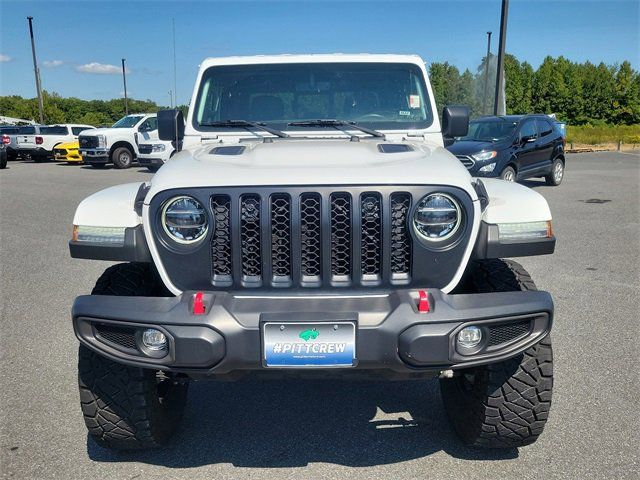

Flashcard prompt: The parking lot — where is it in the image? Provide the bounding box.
[0,151,638,479]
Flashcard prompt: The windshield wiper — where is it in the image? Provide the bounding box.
[200,120,289,138]
[288,119,385,139]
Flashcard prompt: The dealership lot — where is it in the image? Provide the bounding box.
[0,152,638,479]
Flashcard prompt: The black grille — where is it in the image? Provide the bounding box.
[94,324,137,350]
[211,195,232,283]
[330,193,352,279]
[79,136,98,148]
[300,193,322,281]
[488,321,531,346]
[360,193,382,278]
[138,144,153,154]
[271,194,291,281]
[240,194,262,281]
[390,193,412,275]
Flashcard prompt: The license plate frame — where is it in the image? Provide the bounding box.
[262,321,356,368]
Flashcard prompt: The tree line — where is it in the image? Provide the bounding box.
[1,54,638,126]
[429,54,640,125]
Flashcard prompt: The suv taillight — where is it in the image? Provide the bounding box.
[1,134,9,145]
[35,136,43,145]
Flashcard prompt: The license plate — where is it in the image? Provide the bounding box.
[263,321,356,368]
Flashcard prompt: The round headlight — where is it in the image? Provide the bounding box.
[413,193,461,241]
[162,196,208,244]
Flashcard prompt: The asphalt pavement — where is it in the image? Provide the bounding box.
[1,152,638,479]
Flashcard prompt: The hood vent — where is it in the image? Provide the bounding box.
[378,144,413,153]
[210,145,246,156]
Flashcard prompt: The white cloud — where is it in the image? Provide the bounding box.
[75,62,130,75]
[43,60,64,68]
[0,54,12,63]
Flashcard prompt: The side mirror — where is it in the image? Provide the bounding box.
[520,135,536,144]
[442,105,469,140]
[158,110,185,150]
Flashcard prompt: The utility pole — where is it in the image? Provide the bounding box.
[121,58,129,115]
[493,0,509,115]
[27,16,44,124]
[482,31,492,115]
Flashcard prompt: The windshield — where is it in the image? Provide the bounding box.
[41,126,68,135]
[460,120,518,142]
[193,62,433,132]
[112,115,144,128]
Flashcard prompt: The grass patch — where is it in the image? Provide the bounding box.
[566,125,640,145]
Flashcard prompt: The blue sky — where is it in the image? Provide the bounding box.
[1,0,638,105]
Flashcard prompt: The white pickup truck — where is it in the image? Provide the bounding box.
[16,124,94,162]
[78,114,158,169]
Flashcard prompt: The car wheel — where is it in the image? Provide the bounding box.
[500,166,516,182]
[33,155,48,163]
[545,158,564,186]
[112,147,133,169]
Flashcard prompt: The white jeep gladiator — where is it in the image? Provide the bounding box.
[78,113,158,169]
[16,124,94,162]
[70,54,555,450]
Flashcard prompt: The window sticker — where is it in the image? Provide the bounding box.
[399,110,411,116]
[409,95,421,109]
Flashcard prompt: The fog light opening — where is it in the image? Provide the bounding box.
[142,328,167,351]
[457,326,482,349]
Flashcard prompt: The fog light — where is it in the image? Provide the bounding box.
[142,329,167,351]
[457,326,482,349]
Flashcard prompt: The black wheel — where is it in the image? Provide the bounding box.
[112,146,134,169]
[78,263,187,449]
[440,259,553,448]
[33,154,48,163]
[0,150,7,169]
[500,166,516,182]
[545,158,564,186]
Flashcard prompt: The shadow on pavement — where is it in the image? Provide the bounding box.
[87,378,518,468]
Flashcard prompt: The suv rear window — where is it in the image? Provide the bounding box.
[18,126,36,134]
[0,127,19,134]
[41,126,69,135]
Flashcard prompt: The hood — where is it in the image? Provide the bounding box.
[57,141,79,149]
[146,139,477,201]
[78,127,117,136]
[446,140,503,156]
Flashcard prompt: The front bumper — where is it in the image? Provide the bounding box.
[73,289,553,378]
[137,156,164,167]
[79,148,109,163]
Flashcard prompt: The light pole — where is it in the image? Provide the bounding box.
[482,31,492,115]
[121,58,129,115]
[27,16,44,124]
[493,0,509,115]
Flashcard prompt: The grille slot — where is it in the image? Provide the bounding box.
[488,321,532,346]
[94,324,137,351]
[211,195,232,285]
[330,193,352,281]
[360,193,382,279]
[456,155,475,169]
[240,194,262,284]
[390,193,412,278]
[300,193,322,282]
[270,194,292,284]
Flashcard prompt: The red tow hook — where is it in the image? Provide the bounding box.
[418,290,430,313]
[193,291,206,315]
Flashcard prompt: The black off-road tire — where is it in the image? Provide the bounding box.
[0,150,7,169]
[440,259,553,448]
[112,146,134,169]
[78,263,187,449]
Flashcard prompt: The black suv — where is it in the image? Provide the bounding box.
[446,115,566,186]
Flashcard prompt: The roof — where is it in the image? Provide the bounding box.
[200,53,426,69]
[473,114,555,123]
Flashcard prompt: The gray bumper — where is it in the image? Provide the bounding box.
[72,289,553,377]
[138,157,164,166]
[79,148,109,163]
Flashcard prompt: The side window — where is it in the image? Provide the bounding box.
[519,120,537,140]
[72,127,90,135]
[139,117,158,132]
[536,119,553,138]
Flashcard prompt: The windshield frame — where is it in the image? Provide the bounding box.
[191,62,434,134]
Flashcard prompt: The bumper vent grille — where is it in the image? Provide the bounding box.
[94,324,137,351]
[488,320,532,346]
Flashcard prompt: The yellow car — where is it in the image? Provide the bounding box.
[53,141,82,163]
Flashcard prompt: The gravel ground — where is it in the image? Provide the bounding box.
[1,152,638,479]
